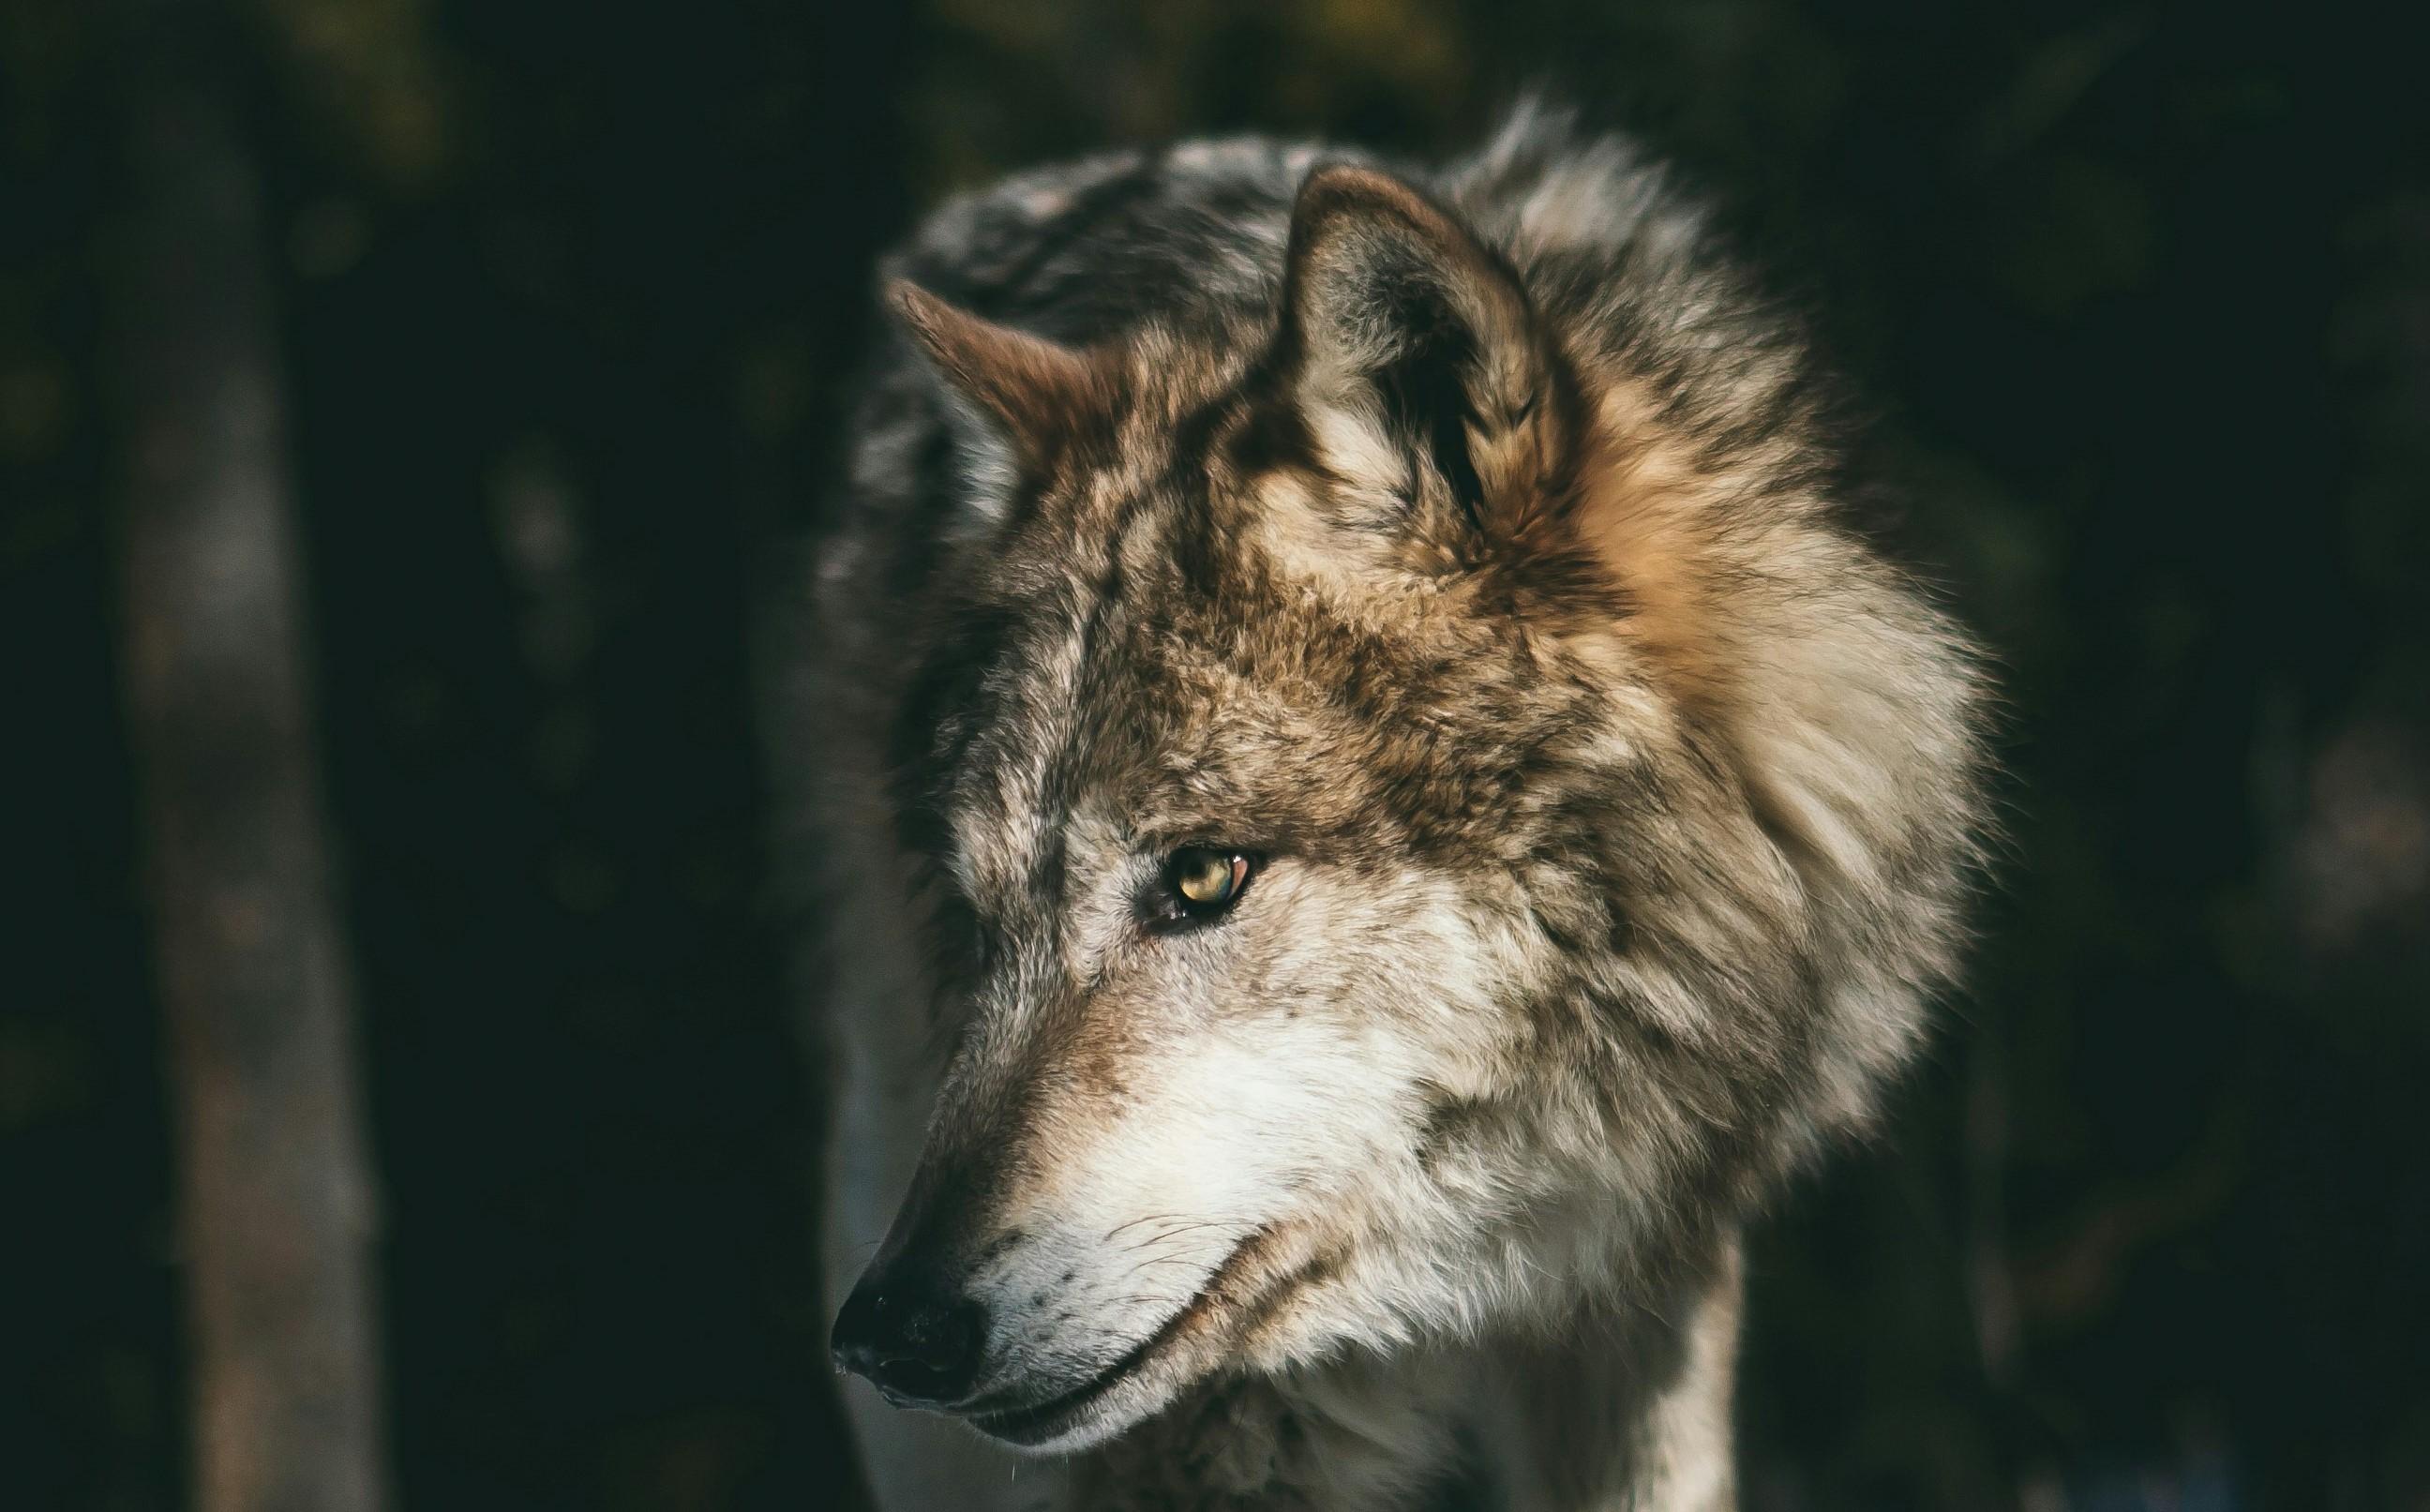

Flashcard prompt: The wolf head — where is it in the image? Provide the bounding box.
[830,164,1988,1452]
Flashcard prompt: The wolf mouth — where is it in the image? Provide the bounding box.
[965,1223,1297,1447]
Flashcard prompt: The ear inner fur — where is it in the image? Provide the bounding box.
[1277,166,1576,546]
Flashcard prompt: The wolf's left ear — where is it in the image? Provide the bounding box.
[1277,166,1571,540]
[890,281,1105,475]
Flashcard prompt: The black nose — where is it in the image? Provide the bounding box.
[831,1270,987,1407]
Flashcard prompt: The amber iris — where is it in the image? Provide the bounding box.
[1170,848,1248,908]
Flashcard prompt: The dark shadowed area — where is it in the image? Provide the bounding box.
[4,2,2424,1509]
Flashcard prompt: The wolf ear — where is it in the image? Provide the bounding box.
[1277,166,1569,540]
[890,281,1103,472]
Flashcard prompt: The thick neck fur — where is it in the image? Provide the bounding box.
[1076,1237,1743,1512]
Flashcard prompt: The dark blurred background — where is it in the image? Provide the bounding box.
[6,2,2425,1509]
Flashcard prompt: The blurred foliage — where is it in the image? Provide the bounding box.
[249,0,454,187]
[5,2,2425,1509]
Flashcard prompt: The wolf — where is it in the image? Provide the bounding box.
[778,103,1990,1511]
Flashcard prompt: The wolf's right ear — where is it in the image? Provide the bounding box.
[890,281,1105,472]
[1276,166,1572,544]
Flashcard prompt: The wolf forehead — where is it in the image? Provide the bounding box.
[889,382,1630,905]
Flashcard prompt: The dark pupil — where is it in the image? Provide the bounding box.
[1178,852,1233,904]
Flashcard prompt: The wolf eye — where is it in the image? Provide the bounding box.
[1152,847,1254,928]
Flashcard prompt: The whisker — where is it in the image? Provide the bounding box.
[1124,1219,1233,1251]
[1102,1211,1201,1242]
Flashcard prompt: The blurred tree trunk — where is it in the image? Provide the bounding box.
[113,7,391,1512]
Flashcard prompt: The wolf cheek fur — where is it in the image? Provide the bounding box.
[793,108,1992,1512]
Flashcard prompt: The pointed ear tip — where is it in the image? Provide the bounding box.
[1303,160,1411,188]
[1292,163,1445,237]
[886,279,952,330]
[1298,162,1400,204]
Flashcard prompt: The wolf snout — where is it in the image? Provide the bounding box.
[831,1264,989,1408]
